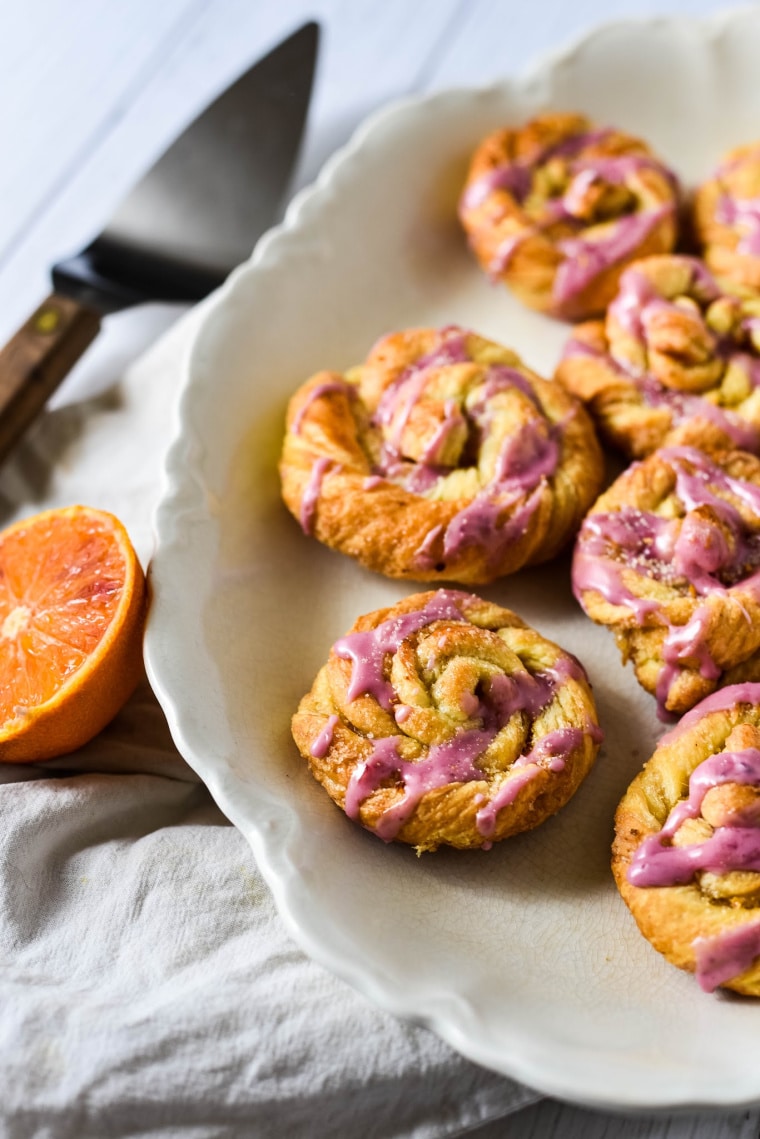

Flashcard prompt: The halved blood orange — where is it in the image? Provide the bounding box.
[0,505,146,762]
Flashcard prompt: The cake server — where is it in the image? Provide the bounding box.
[0,20,319,461]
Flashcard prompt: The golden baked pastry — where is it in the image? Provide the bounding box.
[556,255,760,458]
[292,589,603,853]
[279,325,604,585]
[613,684,760,995]
[458,111,679,321]
[693,142,760,295]
[572,445,760,718]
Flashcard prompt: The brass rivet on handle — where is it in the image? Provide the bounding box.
[33,307,61,335]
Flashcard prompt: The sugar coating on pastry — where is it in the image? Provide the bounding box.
[613,684,760,995]
[458,111,679,322]
[279,325,604,585]
[556,255,760,458]
[292,589,603,853]
[572,445,760,718]
[693,142,760,295]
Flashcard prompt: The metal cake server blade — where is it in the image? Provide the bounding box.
[0,21,319,461]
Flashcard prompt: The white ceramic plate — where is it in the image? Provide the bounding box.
[145,8,760,1111]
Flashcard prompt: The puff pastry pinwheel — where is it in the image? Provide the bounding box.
[556,255,760,458]
[279,325,604,584]
[693,142,760,295]
[292,590,602,852]
[573,445,760,719]
[458,112,679,322]
[613,684,760,995]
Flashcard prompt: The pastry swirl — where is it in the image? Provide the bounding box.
[694,142,760,295]
[279,325,604,584]
[572,445,760,718]
[458,112,679,321]
[613,684,760,995]
[556,255,760,457]
[292,590,602,852]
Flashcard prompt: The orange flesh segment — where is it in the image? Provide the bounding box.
[0,513,127,723]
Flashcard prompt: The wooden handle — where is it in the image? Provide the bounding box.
[0,293,101,462]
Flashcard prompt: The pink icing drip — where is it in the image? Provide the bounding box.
[693,919,760,992]
[461,163,534,211]
[349,727,494,841]
[443,484,543,563]
[596,259,760,449]
[475,764,541,836]
[630,825,760,887]
[475,726,583,837]
[461,129,613,215]
[310,714,339,759]
[488,232,527,275]
[413,524,445,570]
[420,399,466,464]
[293,379,355,433]
[374,327,471,433]
[660,747,760,838]
[441,420,559,564]
[609,259,720,341]
[333,590,469,710]
[553,206,671,308]
[300,457,335,535]
[716,194,760,257]
[660,683,760,747]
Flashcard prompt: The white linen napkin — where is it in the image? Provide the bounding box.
[0,303,538,1138]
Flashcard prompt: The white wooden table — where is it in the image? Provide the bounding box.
[3,2,758,1136]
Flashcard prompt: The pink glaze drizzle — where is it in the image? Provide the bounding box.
[293,379,355,433]
[659,683,760,747]
[553,206,671,308]
[310,714,339,759]
[716,194,760,258]
[333,590,469,710]
[693,919,760,992]
[300,457,335,535]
